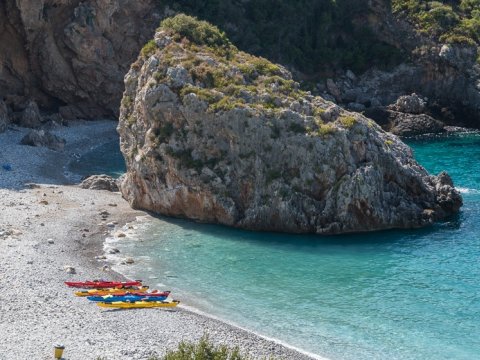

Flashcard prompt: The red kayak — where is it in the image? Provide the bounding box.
[64,280,142,289]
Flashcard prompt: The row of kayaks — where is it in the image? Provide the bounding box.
[65,280,179,309]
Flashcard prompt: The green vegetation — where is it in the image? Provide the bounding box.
[159,14,235,56]
[161,0,404,74]
[315,123,336,137]
[121,95,133,108]
[393,0,480,46]
[152,15,320,115]
[249,58,282,77]
[160,335,248,360]
[180,86,222,104]
[141,40,158,57]
[210,96,246,112]
[339,115,357,128]
[126,114,135,126]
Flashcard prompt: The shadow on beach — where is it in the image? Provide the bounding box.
[0,120,120,191]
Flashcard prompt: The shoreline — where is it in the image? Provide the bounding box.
[104,216,328,360]
[0,121,319,360]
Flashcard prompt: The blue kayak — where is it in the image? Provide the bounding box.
[87,295,168,302]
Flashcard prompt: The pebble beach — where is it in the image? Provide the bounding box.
[0,121,319,360]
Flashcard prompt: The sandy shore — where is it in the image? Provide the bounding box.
[0,121,320,360]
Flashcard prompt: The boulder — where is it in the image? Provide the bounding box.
[18,100,43,128]
[388,112,445,137]
[80,175,119,192]
[41,113,66,130]
[0,99,8,133]
[364,107,445,136]
[64,266,76,274]
[20,130,66,151]
[117,15,462,235]
[391,93,426,114]
[432,171,463,216]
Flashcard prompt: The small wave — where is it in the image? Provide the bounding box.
[457,187,480,194]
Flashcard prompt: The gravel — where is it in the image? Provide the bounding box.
[0,121,322,360]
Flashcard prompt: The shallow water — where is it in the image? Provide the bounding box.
[105,133,480,360]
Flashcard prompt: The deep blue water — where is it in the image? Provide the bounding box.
[101,133,480,360]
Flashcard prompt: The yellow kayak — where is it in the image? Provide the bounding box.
[97,300,180,309]
[75,287,149,297]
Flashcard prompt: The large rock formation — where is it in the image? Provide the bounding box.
[118,16,462,234]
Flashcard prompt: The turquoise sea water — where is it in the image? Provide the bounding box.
[104,133,480,360]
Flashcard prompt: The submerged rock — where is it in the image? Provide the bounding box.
[118,15,462,234]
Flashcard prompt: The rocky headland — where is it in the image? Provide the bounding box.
[118,15,462,235]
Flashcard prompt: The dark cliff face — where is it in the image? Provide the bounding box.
[0,0,160,119]
[2,0,480,128]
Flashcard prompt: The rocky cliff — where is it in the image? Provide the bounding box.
[321,0,480,130]
[118,15,462,234]
[2,0,480,131]
[0,0,159,119]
